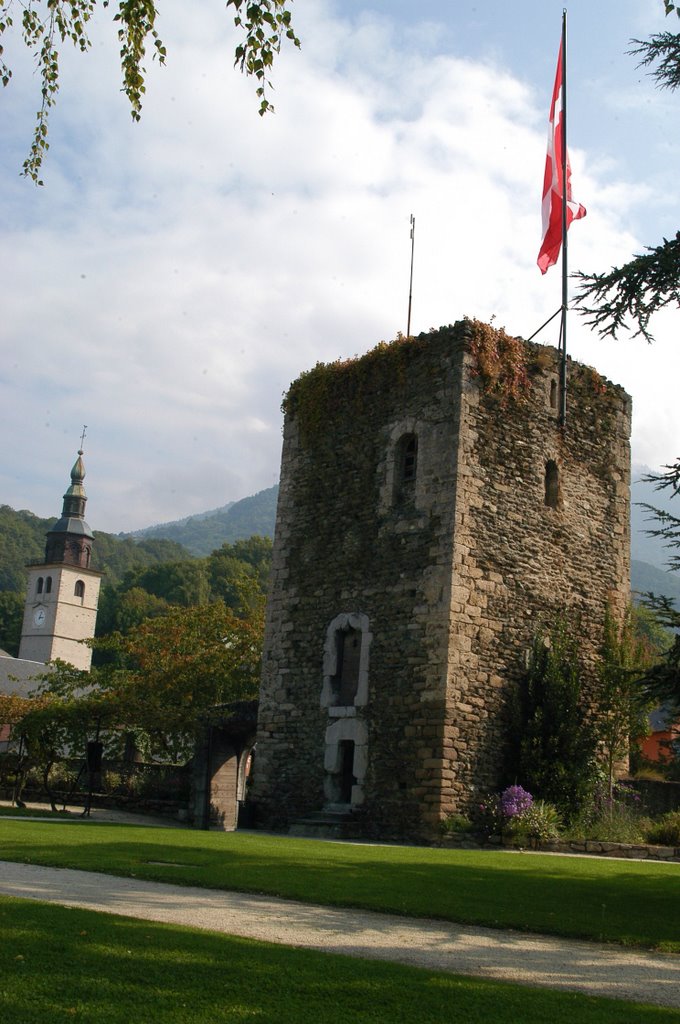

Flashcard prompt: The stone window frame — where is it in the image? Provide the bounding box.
[45,576,53,595]
[320,612,372,712]
[36,577,44,595]
[74,579,86,601]
[380,417,423,514]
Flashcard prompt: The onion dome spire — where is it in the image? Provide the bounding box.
[44,429,95,568]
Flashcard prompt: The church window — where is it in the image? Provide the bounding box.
[36,577,44,595]
[74,580,85,599]
[45,576,53,594]
[394,433,418,504]
[545,460,560,508]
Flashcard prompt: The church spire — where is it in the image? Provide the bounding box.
[44,436,95,568]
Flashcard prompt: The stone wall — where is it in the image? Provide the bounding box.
[251,321,631,840]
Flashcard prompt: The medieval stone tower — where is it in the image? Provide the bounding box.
[251,320,631,840]
[18,449,102,671]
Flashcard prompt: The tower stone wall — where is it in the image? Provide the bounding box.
[251,321,631,839]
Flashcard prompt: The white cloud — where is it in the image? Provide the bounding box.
[0,0,677,533]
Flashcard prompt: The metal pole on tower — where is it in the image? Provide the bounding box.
[407,214,415,336]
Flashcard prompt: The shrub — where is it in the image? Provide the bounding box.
[645,811,680,846]
[438,813,474,836]
[507,801,562,844]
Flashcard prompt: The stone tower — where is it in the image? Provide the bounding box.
[251,321,631,841]
[18,449,103,670]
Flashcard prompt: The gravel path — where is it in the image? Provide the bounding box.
[1,860,679,1009]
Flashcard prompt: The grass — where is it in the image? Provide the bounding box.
[1,896,677,1024]
[2,820,680,951]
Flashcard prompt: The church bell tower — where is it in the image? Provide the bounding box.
[18,445,103,671]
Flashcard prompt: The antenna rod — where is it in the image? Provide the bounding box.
[407,214,415,336]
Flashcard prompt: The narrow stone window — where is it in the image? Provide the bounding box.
[321,612,371,710]
[36,577,44,595]
[550,379,558,409]
[74,580,85,600]
[394,433,418,504]
[332,627,361,706]
[45,576,53,594]
[545,460,560,508]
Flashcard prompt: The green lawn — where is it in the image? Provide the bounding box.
[1,896,677,1024]
[1,820,679,951]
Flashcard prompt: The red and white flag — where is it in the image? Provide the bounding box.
[537,39,586,274]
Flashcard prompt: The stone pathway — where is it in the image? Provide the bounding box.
[1,860,679,1010]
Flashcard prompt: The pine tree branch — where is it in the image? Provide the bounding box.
[574,233,680,341]
[629,31,680,90]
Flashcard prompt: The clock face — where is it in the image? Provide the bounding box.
[33,608,46,628]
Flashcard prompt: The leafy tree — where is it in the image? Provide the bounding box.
[505,615,598,820]
[594,606,657,797]
[95,584,170,637]
[0,590,24,656]
[98,599,262,760]
[118,560,210,608]
[0,1,300,183]
[575,2,680,340]
[207,536,272,615]
[0,661,122,808]
[634,462,680,715]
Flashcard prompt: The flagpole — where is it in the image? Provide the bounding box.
[559,9,568,427]
[407,214,415,336]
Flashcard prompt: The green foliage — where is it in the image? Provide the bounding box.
[634,462,680,716]
[0,590,23,656]
[229,0,300,116]
[575,4,680,339]
[645,810,680,845]
[575,232,680,342]
[564,779,650,844]
[594,605,656,797]
[0,504,191,595]
[505,801,562,845]
[283,331,432,444]
[438,812,473,835]
[128,487,277,555]
[0,505,49,591]
[505,615,598,820]
[95,584,170,636]
[96,599,263,760]
[0,1,298,183]
[117,559,210,607]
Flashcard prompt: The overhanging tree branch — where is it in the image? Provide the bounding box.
[574,233,680,342]
[0,0,299,184]
[575,4,680,340]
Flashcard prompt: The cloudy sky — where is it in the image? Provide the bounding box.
[1,0,678,533]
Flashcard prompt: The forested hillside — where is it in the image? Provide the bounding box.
[0,504,191,593]
[125,485,278,556]
[0,499,273,658]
